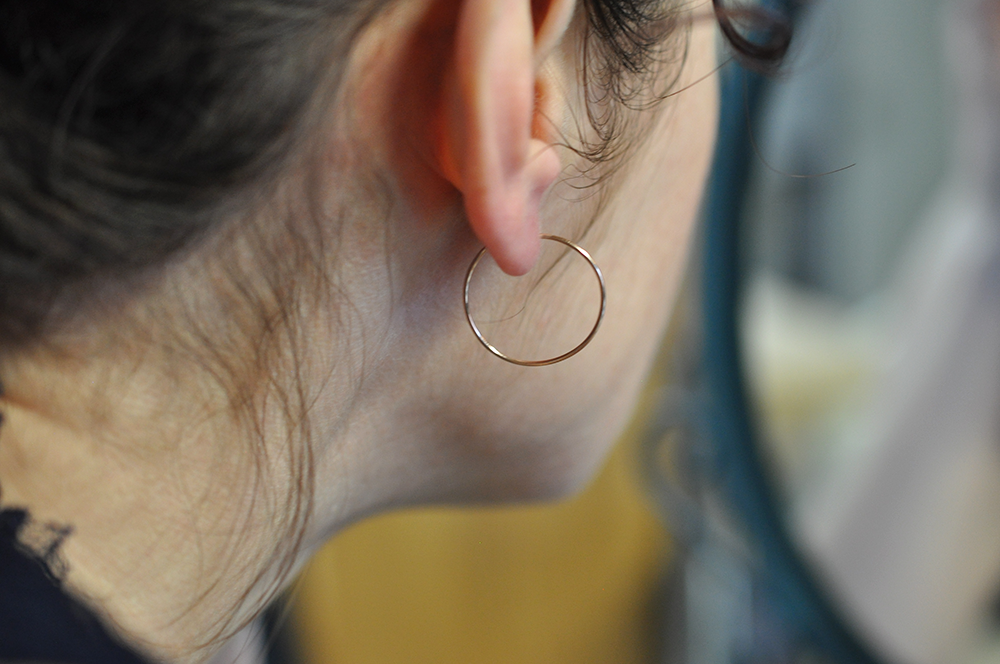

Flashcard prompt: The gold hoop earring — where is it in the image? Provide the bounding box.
[463,234,607,367]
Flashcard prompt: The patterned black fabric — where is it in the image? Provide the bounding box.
[0,509,151,663]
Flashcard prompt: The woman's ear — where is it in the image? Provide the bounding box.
[435,0,576,276]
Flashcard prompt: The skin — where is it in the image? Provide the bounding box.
[0,0,718,661]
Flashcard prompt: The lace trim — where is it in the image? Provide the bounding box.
[0,407,75,582]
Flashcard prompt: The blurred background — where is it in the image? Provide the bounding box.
[254,1,1000,663]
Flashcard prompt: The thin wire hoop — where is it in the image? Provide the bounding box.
[463,234,607,367]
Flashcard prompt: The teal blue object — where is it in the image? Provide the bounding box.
[700,7,881,662]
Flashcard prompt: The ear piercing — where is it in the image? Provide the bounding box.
[463,235,606,366]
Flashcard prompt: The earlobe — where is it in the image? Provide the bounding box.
[435,0,574,276]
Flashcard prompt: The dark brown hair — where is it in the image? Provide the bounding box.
[0,0,789,350]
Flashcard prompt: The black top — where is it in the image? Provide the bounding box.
[0,508,150,664]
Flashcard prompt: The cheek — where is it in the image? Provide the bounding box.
[517,27,720,497]
[419,24,718,504]
[453,95,717,502]
[526,29,719,490]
